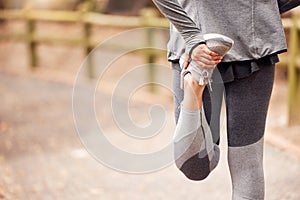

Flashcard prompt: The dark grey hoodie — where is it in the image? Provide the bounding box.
[152,0,299,62]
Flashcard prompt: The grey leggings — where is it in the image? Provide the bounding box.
[172,59,275,200]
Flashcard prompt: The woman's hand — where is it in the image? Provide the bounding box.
[190,44,222,69]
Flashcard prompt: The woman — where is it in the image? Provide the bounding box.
[152,0,299,199]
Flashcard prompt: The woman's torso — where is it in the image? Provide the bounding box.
[168,0,287,62]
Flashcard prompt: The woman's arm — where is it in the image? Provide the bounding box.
[152,0,204,53]
[152,0,222,69]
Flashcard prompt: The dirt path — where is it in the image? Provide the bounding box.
[0,68,300,200]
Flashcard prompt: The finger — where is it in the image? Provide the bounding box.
[199,44,219,56]
[183,54,189,69]
[193,53,222,62]
[193,60,216,69]
[192,46,222,61]
[193,57,221,67]
[211,55,223,61]
[184,61,189,69]
[193,55,222,66]
[209,51,220,57]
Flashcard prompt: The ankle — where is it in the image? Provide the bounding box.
[184,74,206,95]
[182,74,206,110]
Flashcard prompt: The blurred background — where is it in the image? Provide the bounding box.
[0,0,300,199]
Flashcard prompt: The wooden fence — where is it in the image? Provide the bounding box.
[286,13,300,125]
[0,5,299,125]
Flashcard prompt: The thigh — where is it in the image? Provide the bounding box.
[225,61,275,147]
[172,61,224,144]
[203,71,224,145]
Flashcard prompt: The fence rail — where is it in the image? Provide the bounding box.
[0,7,299,125]
[0,9,169,27]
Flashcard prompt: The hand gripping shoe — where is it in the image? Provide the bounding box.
[181,33,234,89]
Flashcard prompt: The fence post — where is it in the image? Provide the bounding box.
[24,3,38,68]
[80,0,95,78]
[288,12,300,125]
[141,9,158,93]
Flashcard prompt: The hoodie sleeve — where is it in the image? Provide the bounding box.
[277,0,300,14]
[152,0,205,53]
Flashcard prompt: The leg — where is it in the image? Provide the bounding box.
[202,69,225,145]
[171,62,221,180]
[225,60,275,199]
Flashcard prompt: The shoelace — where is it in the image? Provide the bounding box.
[189,62,214,91]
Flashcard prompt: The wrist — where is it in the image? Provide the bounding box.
[188,41,206,62]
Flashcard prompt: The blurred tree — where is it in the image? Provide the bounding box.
[104,0,156,15]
